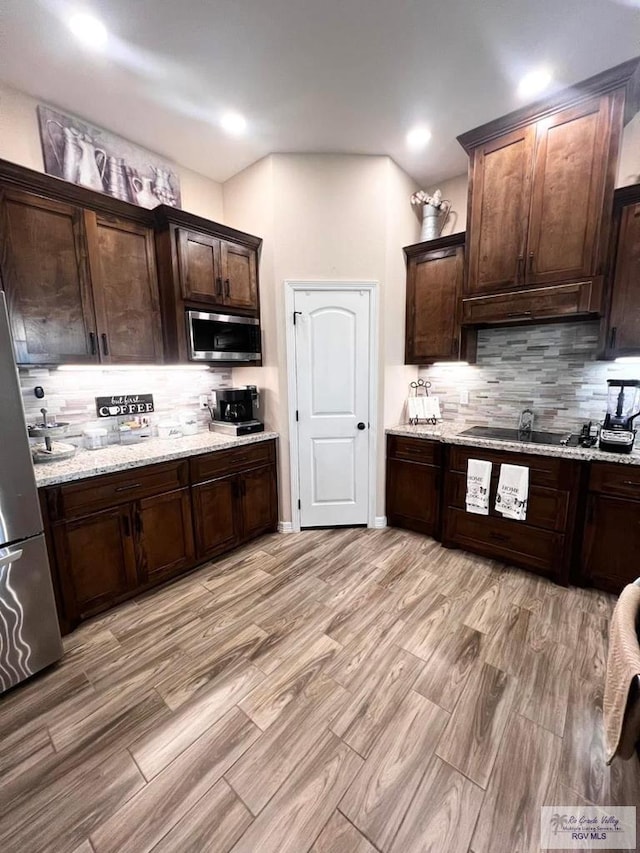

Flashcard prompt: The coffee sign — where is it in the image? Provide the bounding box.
[95,394,155,418]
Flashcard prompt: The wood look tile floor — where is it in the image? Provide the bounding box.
[1,527,639,853]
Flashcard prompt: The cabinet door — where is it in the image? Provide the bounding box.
[582,494,640,593]
[85,212,164,363]
[0,188,98,364]
[135,487,195,584]
[239,464,278,540]
[192,474,240,559]
[526,96,616,286]
[220,241,258,312]
[605,201,640,357]
[52,506,137,620]
[176,228,223,303]
[466,126,535,294]
[386,458,440,536]
[406,244,463,363]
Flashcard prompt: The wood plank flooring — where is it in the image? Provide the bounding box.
[1,527,638,853]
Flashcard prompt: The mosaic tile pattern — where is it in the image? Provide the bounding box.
[18,366,233,437]
[418,321,640,433]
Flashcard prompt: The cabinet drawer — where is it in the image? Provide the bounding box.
[448,444,572,490]
[190,439,276,483]
[387,435,440,466]
[48,460,188,520]
[447,471,569,532]
[589,462,640,499]
[444,507,561,576]
[461,280,602,326]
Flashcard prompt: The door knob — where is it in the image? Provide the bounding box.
[357,422,366,430]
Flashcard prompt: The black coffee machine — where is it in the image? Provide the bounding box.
[209,386,264,436]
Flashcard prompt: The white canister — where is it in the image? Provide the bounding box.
[157,420,183,440]
[178,411,199,435]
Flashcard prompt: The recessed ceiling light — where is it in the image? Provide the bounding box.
[220,112,247,136]
[68,12,109,50]
[517,67,553,99]
[406,126,432,150]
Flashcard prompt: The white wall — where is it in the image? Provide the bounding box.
[618,110,640,186]
[0,81,224,221]
[224,153,420,523]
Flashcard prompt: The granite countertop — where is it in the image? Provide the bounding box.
[33,430,279,488]
[386,423,640,466]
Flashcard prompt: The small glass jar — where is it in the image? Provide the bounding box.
[83,427,108,451]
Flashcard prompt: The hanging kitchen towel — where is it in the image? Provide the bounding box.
[495,463,529,521]
[466,459,492,515]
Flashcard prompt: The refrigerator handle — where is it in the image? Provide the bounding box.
[0,548,24,569]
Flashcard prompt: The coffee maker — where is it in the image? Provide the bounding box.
[599,379,640,453]
[208,386,264,436]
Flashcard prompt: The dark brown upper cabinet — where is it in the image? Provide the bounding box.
[601,184,640,358]
[84,212,163,364]
[220,240,258,311]
[459,58,639,317]
[404,233,470,364]
[177,228,223,303]
[154,207,262,362]
[175,229,258,312]
[0,163,164,365]
[0,188,99,365]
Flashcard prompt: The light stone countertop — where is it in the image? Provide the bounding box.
[386,423,640,466]
[33,430,279,488]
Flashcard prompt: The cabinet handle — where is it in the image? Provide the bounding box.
[224,278,230,297]
[527,252,534,274]
[216,277,222,297]
[623,481,638,487]
[506,310,532,318]
[135,509,143,536]
[489,531,509,542]
[101,333,109,356]
[115,483,142,492]
[89,332,97,355]
[587,496,594,525]
[122,514,131,537]
[516,255,524,283]
[609,326,617,350]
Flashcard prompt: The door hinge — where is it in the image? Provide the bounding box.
[298,499,301,510]
[293,311,302,325]
[295,410,299,421]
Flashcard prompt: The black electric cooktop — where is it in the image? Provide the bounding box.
[460,425,580,447]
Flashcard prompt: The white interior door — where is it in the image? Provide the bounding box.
[294,288,371,527]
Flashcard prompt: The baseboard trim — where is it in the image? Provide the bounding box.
[371,516,387,529]
[277,521,295,534]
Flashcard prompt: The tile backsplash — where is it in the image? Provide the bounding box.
[418,321,640,432]
[19,366,232,437]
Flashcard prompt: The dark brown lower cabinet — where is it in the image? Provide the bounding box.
[241,464,278,539]
[52,505,138,621]
[192,462,278,560]
[192,474,240,560]
[581,461,640,593]
[135,487,195,584]
[443,445,581,585]
[386,435,441,536]
[42,440,278,632]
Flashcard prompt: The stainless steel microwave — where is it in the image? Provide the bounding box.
[186,310,261,362]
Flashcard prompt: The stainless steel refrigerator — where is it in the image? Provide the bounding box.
[0,291,63,693]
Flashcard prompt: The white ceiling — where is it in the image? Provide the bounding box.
[0,0,638,187]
